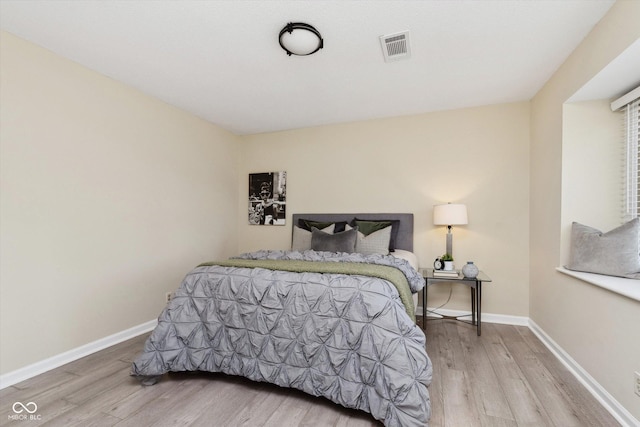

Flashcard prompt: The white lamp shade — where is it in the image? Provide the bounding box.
[433,203,468,225]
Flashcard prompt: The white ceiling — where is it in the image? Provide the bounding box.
[0,0,619,135]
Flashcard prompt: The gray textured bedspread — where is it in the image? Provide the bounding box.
[131,250,432,426]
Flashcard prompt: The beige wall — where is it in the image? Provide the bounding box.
[239,102,530,317]
[530,0,640,420]
[0,32,240,374]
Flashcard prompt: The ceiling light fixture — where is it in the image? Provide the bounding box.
[278,22,323,56]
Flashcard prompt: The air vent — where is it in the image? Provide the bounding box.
[380,31,411,62]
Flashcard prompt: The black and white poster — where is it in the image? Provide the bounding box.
[248,171,286,225]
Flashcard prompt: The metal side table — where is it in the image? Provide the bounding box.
[419,268,492,336]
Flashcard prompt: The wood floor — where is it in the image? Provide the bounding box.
[0,320,620,427]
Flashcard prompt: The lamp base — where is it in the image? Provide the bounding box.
[446,232,452,257]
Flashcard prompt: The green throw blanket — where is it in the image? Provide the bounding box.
[199,259,415,321]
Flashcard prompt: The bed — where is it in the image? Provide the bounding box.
[131,213,432,426]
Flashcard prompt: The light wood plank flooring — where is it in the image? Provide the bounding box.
[0,320,620,426]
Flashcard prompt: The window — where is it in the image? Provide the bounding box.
[611,87,640,222]
[623,99,639,221]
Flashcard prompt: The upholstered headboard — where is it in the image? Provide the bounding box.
[292,213,414,252]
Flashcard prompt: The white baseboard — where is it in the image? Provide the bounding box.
[528,320,639,427]
[0,319,157,390]
[420,306,530,326]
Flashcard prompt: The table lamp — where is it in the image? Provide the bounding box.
[433,203,468,257]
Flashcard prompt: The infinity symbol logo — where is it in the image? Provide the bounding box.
[12,401,38,414]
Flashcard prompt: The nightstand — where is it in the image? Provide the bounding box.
[419,268,492,336]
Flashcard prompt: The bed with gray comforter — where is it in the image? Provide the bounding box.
[131,249,432,426]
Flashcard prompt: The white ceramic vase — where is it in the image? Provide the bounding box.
[462,261,479,278]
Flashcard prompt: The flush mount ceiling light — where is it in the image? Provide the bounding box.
[278,22,323,56]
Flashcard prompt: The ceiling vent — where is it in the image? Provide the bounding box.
[379,31,411,62]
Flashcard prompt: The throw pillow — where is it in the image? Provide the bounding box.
[298,219,348,233]
[357,226,392,256]
[352,219,400,251]
[311,226,357,253]
[292,224,335,251]
[566,218,640,279]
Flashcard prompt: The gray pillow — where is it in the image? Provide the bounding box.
[311,226,357,253]
[357,226,392,255]
[292,224,335,251]
[346,224,391,255]
[566,218,640,279]
[352,218,400,251]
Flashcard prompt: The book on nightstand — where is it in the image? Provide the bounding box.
[433,270,460,278]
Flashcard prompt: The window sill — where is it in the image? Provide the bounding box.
[557,267,640,302]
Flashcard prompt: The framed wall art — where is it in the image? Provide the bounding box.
[248,171,286,225]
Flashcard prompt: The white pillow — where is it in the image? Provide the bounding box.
[391,249,419,270]
[291,224,335,251]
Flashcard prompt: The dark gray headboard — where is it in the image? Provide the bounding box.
[292,213,414,252]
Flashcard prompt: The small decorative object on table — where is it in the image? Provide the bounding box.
[462,261,479,278]
[441,253,454,271]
